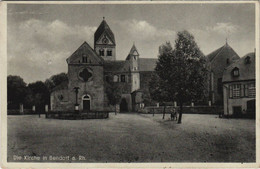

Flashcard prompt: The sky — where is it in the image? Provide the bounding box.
[7,3,255,83]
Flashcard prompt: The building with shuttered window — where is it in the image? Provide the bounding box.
[222,52,255,116]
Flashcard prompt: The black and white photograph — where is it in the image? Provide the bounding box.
[1,1,259,168]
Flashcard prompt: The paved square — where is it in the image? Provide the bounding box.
[8,113,255,162]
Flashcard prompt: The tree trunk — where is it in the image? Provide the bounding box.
[162,105,166,119]
[115,105,117,115]
[178,102,183,124]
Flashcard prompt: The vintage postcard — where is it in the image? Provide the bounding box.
[0,1,259,168]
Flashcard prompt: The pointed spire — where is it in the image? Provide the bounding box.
[225,38,228,45]
[129,43,139,55]
[94,17,115,44]
[126,43,139,60]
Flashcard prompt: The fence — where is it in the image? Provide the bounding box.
[8,104,49,115]
[140,105,223,115]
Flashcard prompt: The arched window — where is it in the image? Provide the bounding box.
[107,49,112,56]
[121,75,126,82]
[232,67,239,77]
[226,58,230,64]
[82,54,88,63]
[245,56,251,64]
[99,49,104,56]
[113,75,119,82]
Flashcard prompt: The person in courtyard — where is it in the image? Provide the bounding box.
[170,108,177,121]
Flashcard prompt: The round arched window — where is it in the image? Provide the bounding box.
[113,75,119,82]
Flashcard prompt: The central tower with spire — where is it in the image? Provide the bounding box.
[94,17,116,61]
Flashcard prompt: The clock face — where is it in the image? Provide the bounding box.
[102,37,108,44]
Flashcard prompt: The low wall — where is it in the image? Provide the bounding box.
[8,109,37,115]
[140,106,223,115]
[46,111,109,120]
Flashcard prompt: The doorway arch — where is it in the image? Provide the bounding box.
[120,98,128,112]
[82,94,91,111]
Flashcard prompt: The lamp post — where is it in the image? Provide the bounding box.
[73,87,80,113]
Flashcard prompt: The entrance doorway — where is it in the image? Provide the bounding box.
[233,106,242,117]
[247,99,255,113]
[82,95,91,111]
[120,98,128,112]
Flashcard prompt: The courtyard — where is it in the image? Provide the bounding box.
[7,113,255,162]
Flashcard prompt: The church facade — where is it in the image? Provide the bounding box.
[50,18,156,112]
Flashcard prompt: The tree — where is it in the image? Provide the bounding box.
[7,75,28,109]
[154,31,208,123]
[45,73,68,91]
[28,81,50,112]
[149,73,171,119]
[149,42,173,119]
[105,80,122,115]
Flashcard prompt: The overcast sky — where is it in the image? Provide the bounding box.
[7,3,255,83]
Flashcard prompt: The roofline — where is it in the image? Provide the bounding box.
[104,71,131,73]
[209,45,225,63]
[222,79,255,84]
[67,41,104,64]
[68,63,104,66]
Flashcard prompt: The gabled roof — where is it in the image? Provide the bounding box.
[94,19,115,44]
[104,60,130,72]
[126,44,139,60]
[207,43,240,63]
[223,52,255,83]
[66,41,104,64]
[138,58,157,72]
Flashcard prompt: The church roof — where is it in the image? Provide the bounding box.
[94,19,115,44]
[104,60,130,72]
[126,44,140,60]
[138,58,157,71]
[66,41,104,64]
[223,52,255,83]
[206,42,240,63]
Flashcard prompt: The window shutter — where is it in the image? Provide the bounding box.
[241,84,244,97]
[229,85,233,98]
[244,84,248,97]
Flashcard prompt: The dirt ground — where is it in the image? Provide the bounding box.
[7,113,255,162]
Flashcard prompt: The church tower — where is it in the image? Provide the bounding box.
[126,44,140,92]
[94,17,116,61]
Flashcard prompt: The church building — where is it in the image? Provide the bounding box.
[206,41,240,105]
[50,18,156,112]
